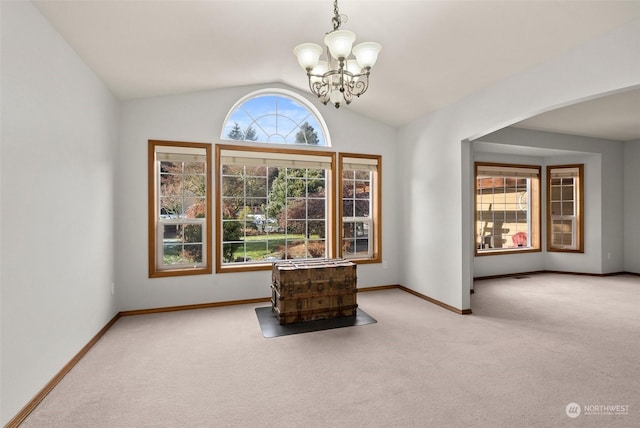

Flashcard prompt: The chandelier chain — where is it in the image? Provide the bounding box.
[332,0,341,31]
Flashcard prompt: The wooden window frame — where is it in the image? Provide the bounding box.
[547,164,584,253]
[474,162,542,256]
[148,140,212,278]
[338,153,382,264]
[215,144,336,273]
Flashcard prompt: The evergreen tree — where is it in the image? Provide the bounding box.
[244,125,258,141]
[227,122,244,140]
[295,122,319,145]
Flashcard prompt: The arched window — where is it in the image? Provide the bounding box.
[215,89,380,274]
[221,89,329,146]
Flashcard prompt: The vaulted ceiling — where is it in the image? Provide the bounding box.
[34,0,640,140]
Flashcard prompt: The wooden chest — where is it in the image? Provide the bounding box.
[271,259,357,324]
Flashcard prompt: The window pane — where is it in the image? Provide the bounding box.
[182,244,203,263]
[342,181,355,197]
[286,198,307,220]
[222,198,244,219]
[286,178,307,198]
[307,240,326,258]
[286,220,307,235]
[162,224,181,241]
[222,176,244,197]
[246,198,267,215]
[343,199,355,217]
[355,187,370,199]
[183,198,205,218]
[562,202,574,216]
[308,220,325,238]
[308,199,325,219]
[183,224,202,243]
[355,170,370,180]
[184,175,205,197]
[245,240,269,261]
[183,161,204,174]
[285,239,307,258]
[246,178,267,198]
[222,165,243,176]
[162,244,182,265]
[355,238,370,255]
[245,166,268,177]
[223,221,243,241]
[160,196,181,217]
[160,175,181,196]
[343,238,356,256]
[343,222,355,239]
[354,199,370,217]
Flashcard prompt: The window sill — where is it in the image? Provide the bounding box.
[217,256,382,273]
[216,262,273,274]
[343,257,381,265]
[150,267,212,278]
[547,248,584,253]
[475,247,541,257]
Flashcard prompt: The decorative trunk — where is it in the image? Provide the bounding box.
[271,259,357,324]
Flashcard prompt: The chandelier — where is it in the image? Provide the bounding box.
[293,0,381,108]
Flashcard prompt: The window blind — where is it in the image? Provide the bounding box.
[155,145,207,163]
[550,167,579,178]
[220,149,332,169]
[342,156,379,172]
[477,165,539,178]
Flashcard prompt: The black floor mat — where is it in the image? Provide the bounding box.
[255,306,377,338]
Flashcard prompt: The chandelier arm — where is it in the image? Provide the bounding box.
[349,77,370,97]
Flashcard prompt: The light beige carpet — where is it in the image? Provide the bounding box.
[20,274,640,427]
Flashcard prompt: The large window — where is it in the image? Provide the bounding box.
[148,141,212,277]
[547,164,584,252]
[339,153,381,262]
[216,145,335,272]
[475,163,541,255]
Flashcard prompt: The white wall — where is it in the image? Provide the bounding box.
[116,83,399,311]
[0,1,119,425]
[624,140,640,273]
[398,18,640,311]
[472,128,625,277]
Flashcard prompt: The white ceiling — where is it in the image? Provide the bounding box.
[513,88,640,142]
[34,0,640,139]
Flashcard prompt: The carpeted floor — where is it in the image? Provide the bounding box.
[20,274,640,427]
